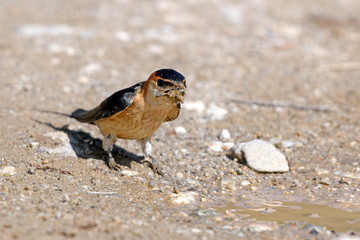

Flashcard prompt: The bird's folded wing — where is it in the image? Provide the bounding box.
[71,81,145,123]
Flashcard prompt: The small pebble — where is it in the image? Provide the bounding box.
[206,103,228,120]
[309,213,321,218]
[220,129,231,141]
[174,126,187,136]
[29,142,39,149]
[319,178,330,185]
[62,86,71,93]
[17,24,75,37]
[76,76,89,84]
[246,223,277,232]
[241,180,250,186]
[115,30,131,42]
[222,142,235,152]
[175,172,184,179]
[180,148,188,154]
[221,178,236,191]
[190,228,202,234]
[183,101,205,113]
[316,168,330,175]
[329,157,337,164]
[171,191,198,205]
[303,224,326,235]
[80,63,102,75]
[27,167,36,175]
[281,140,303,148]
[261,208,276,214]
[62,194,70,202]
[121,170,139,176]
[222,6,244,24]
[209,141,223,153]
[147,44,165,55]
[190,209,215,218]
[0,166,16,176]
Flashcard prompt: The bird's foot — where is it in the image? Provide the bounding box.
[107,154,122,171]
[143,157,163,176]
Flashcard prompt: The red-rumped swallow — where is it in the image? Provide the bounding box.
[71,69,187,175]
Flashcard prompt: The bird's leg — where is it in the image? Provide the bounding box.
[102,134,122,171]
[139,137,163,176]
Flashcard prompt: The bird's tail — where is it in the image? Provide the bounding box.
[70,108,99,124]
[36,108,98,124]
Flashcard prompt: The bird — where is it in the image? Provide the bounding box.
[71,69,187,175]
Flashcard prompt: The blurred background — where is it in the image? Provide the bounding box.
[1,0,359,114]
[1,0,360,238]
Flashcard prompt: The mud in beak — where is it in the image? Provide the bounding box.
[166,88,186,103]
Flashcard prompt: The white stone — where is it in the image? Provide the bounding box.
[222,6,244,24]
[66,47,76,56]
[17,24,75,37]
[315,168,329,175]
[115,30,131,42]
[329,157,337,164]
[171,191,198,205]
[182,101,205,113]
[121,170,139,176]
[220,129,231,140]
[50,58,61,65]
[209,141,223,153]
[0,166,16,176]
[80,63,102,75]
[190,228,202,234]
[222,142,235,151]
[29,142,39,149]
[76,76,89,84]
[241,140,289,172]
[147,44,165,55]
[241,180,250,186]
[206,103,228,120]
[221,178,236,191]
[48,43,63,53]
[278,24,302,39]
[281,140,303,148]
[175,172,184,179]
[180,148,188,154]
[247,223,277,232]
[174,126,187,136]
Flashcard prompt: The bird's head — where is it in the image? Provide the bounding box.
[146,69,187,104]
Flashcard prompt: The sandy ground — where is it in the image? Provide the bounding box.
[0,0,360,239]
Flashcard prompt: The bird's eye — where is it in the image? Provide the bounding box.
[157,79,166,87]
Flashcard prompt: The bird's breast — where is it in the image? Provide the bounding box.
[95,99,175,140]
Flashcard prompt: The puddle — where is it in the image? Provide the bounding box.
[214,201,360,232]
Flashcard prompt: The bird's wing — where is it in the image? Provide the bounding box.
[165,103,181,122]
[71,81,144,123]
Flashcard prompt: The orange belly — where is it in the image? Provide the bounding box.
[95,104,171,140]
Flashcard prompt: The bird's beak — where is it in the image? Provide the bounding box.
[174,89,186,103]
[166,87,186,104]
